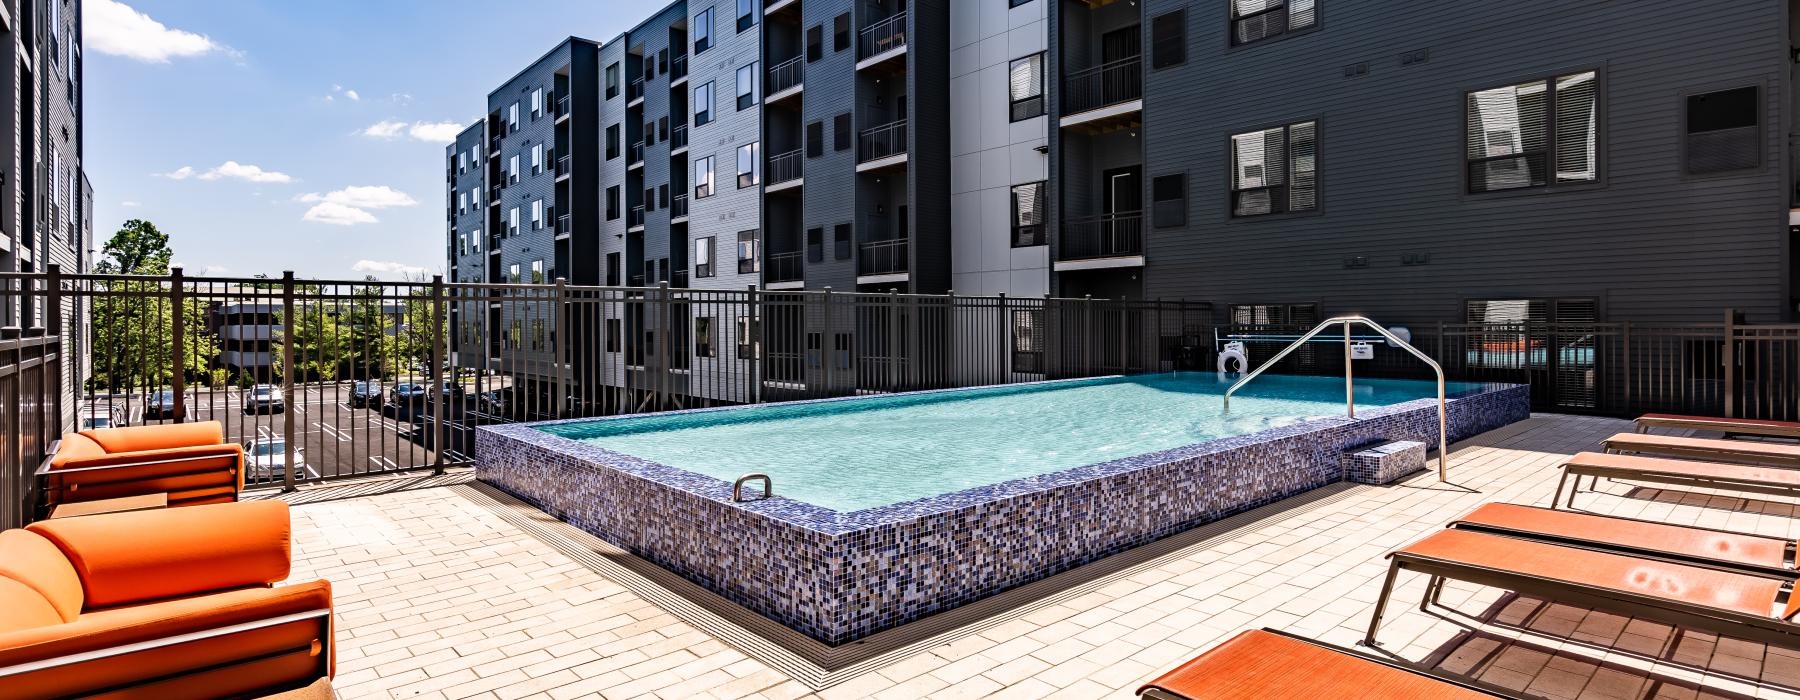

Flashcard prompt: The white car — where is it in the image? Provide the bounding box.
[243,384,286,414]
[244,438,305,481]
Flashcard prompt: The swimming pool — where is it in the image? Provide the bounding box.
[479,374,1528,644]
[538,373,1487,512]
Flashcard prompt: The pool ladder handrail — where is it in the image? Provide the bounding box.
[1222,316,1451,482]
[733,473,772,502]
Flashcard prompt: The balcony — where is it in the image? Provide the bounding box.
[767,149,803,191]
[670,124,689,152]
[767,56,804,103]
[488,134,501,154]
[629,141,646,168]
[554,94,570,121]
[1061,56,1143,130]
[765,0,797,16]
[672,269,690,289]
[858,13,907,67]
[671,193,689,220]
[857,119,908,170]
[765,251,804,285]
[857,238,908,280]
[628,205,646,230]
[1056,211,1144,268]
[627,78,645,105]
[671,54,688,84]
[556,214,571,236]
[488,184,503,203]
[555,155,571,179]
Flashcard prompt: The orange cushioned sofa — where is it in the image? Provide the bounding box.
[38,421,245,510]
[0,500,333,698]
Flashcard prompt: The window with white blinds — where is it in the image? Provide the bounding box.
[1008,54,1044,122]
[1230,121,1316,217]
[1465,71,1597,193]
[1231,0,1315,46]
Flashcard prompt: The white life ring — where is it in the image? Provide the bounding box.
[1218,342,1249,375]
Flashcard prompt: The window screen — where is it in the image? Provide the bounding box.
[1685,86,1760,175]
[834,113,852,151]
[1151,10,1185,69]
[807,121,824,157]
[833,13,851,51]
[807,26,823,62]
[1152,174,1186,227]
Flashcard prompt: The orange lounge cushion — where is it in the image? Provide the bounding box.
[1639,414,1800,429]
[1565,451,1800,486]
[26,501,291,608]
[1139,630,1492,699]
[51,442,243,472]
[47,433,106,469]
[1603,432,1800,460]
[1454,503,1792,571]
[81,421,225,453]
[0,530,84,627]
[0,578,64,633]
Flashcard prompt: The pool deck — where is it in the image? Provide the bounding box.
[272,414,1800,699]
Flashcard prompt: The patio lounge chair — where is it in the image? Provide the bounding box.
[38,421,244,510]
[1364,529,1800,650]
[1555,451,1800,507]
[1449,502,1794,576]
[1635,413,1800,440]
[1138,628,1503,699]
[0,500,333,697]
[1603,432,1800,468]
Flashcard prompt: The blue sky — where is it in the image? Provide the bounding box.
[87,0,667,279]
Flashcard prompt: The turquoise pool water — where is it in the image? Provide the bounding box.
[538,373,1479,512]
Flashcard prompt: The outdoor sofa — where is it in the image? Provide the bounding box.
[38,421,244,510]
[1554,451,1800,508]
[1138,628,1504,699]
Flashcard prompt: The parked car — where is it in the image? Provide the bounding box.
[477,389,510,416]
[388,382,429,406]
[143,389,182,421]
[78,404,125,431]
[243,385,285,414]
[350,380,382,408]
[243,438,305,481]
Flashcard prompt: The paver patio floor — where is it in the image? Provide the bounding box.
[274,414,1800,699]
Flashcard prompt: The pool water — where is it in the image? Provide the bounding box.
[538,373,1479,513]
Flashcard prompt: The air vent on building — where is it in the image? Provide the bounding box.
[1343,62,1369,79]
[1399,49,1429,66]
[1343,256,1369,269]
[1401,252,1430,266]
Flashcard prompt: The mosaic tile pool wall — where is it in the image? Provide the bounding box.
[477,381,1528,645]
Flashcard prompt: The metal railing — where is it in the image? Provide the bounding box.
[859,12,907,59]
[859,119,908,163]
[0,331,62,528]
[672,54,688,81]
[554,94,570,118]
[671,193,689,219]
[1059,212,1142,260]
[858,239,908,276]
[768,149,803,185]
[1224,317,1450,481]
[555,155,572,178]
[766,251,804,283]
[628,78,645,102]
[671,124,689,150]
[555,214,571,235]
[628,205,646,228]
[768,55,804,95]
[1063,56,1142,116]
[629,141,645,165]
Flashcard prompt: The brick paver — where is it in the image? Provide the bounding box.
[283,414,1800,698]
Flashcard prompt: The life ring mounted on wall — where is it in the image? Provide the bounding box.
[1217,341,1249,375]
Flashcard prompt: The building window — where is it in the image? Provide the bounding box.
[695,156,716,198]
[606,124,621,159]
[508,263,521,283]
[1012,309,1043,373]
[458,151,468,173]
[660,183,670,208]
[1152,174,1186,228]
[806,122,824,157]
[607,186,621,219]
[737,142,760,188]
[695,7,715,54]
[1231,0,1316,46]
[834,113,852,151]
[695,236,716,277]
[606,63,621,99]
[472,230,482,252]
[1011,181,1045,246]
[695,82,714,126]
[736,0,757,32]
[807,25,824,62]
[458,191,468,213]
[737,230,759,273]
[509,207,520,236]
[607,252,622,285]
[508,155,520,184]
[1009,54,1044,121]
[1151,10,1185,69]
[507,102,520,132]
[833,13,851,52]
[736,63,758,111]
[695,317,717,357]
[645,188,656,212]
[645,120,656,146]
[659,116,670,141]
[1465,71,1597,193]
[1231,303,1320,325]
[531,259,545,284]
[1684,86,1760,175]
[606,318,622,352]
[531,144,543,175]
[806,227,824,263]
[833,223,852,260]
[531,199,544,229]
[531,88,543,118]
[1231,121,1316,217]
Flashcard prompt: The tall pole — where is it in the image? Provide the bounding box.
[280,271,297,492]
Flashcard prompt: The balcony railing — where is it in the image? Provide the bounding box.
[554,94,570,118]
[671,193,689,218]
[629,205,646,228]
[1059,211,1143,261]
[488,135,501,153]
[630,141,646,165]
[671,124,688,150]
[671,54,688,81]
[766,251,804,283]
[672,269,690,288]
[768,55,804,95]
[489,184,503,202]
[768,149,803,185]
[859,12,907,60]
[628,78,645,102]
[556,214,571,235]
[858,239,908,276]
[1063,56,1142,116]
[555,155,571,178]
[858,119,908,163]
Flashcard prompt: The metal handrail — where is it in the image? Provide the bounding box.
[1222,316,1451,481]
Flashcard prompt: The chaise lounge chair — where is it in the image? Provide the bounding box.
[1634,413,1800,440]
[1555,451,1800,508]
[38,421,244,510]
[0,500,332,697]
[1603,432,1800,468]
[1138,628,1504,699]
[1365,529,1800,649]
[1449,502,1794,576]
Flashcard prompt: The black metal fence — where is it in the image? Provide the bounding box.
[0,332,62,529]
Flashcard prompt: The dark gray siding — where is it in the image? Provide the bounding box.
[797,0,859,290]
[907,0,952,293]
[488,43,572,287]
[1133,0,1791,324]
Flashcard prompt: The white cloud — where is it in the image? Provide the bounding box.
[86,0,232,63]
[360,120,463,144]
[298,185,417,226]
[351,260,430,278]
[156,166,196,180]
[120,200,141,207]
[158,161,291,183]
[344,90,360,101]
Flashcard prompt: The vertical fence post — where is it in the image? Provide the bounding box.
[747,284,761,405]
[996,293,1008,381]
[1723,308,1737,418]
[821,287,833,397]
[280,271,298,492]
[658,282,671,411]
[44,265,62,437]
[887,290,900,391]
[169,267,187,423]
[553,278,569,418]
[1343,320,1355,419]
[1621,320,1632,413]
[430,274,447,474]
[1084,295,1094,376]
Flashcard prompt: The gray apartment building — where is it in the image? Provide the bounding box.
[451,0,1799,403]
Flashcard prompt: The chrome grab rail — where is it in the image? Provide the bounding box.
[733,473,772,502]
[1222,316,1451,481]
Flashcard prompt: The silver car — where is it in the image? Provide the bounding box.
[244,438,305,481]
[243,384,286,414]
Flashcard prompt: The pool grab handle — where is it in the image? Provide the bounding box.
[1221,316,1451,482]
[734,473,773,502]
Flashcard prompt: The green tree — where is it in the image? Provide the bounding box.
[88,221,180,393]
